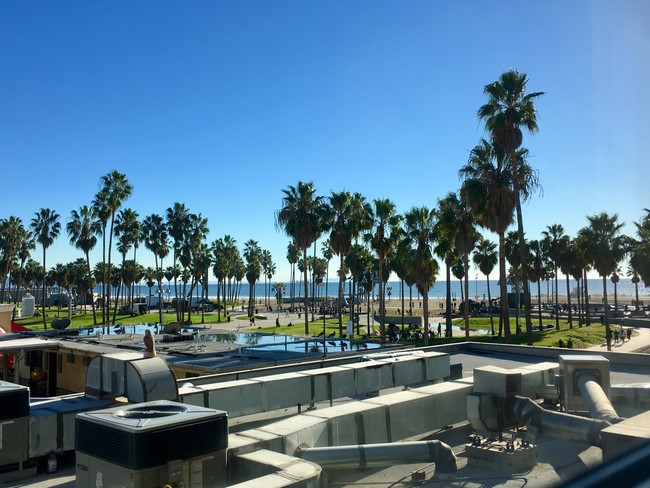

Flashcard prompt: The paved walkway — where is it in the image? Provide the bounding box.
[588,324,650,353]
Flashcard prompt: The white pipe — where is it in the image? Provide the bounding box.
[297,440,456,478]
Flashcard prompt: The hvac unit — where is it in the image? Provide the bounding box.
[0,381,30,467]
[75,400,228,488]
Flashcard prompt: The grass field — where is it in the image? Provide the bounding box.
[13,306,607,349]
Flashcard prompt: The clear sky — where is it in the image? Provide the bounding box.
[1,1,648,282]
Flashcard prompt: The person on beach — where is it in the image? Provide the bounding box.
[144,329,156,358]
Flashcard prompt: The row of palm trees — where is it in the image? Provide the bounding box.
[2,71,649,351]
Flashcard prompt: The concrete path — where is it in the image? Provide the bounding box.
[588,324,650,353]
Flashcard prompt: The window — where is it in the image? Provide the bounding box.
[67,353,75,364]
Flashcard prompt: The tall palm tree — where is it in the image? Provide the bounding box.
[67,205,101,325]
[404,207,438,344]
[527,239,547,330]
[367,198,401,342]
[286,242,300,312]
[542,224,568,331]
[261,250,274,308]
[0,217,31,304]
[243,240,262,317]
[166,202,190,319]
[142,214,169,325]
[437,192,478,338]
[460,139,515,340]
[630,209,650,289]
[473,238,498,335]
[627,266,641,311]
[30,208,61,329]
[578,212,627,351]
[11,227,35,320]
[96,170,133,330]
[559,238,579,328]
[478,70,544,343]
[328,191,372,334]
[276,181,327,335]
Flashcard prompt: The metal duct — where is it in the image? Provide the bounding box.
[577,374,621,424]
[297,440,457,478]
[508,396,610,447]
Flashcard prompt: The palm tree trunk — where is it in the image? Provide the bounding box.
[378,257,385,343]
[463,254,470,339]
[423,291,429,346]
[302,247,309,335]
[338,253,344,336]
[487,275,494,335]
[42,246,47,329]
[603,276,611,351]
[537,280,542,330]
[554,270,560,331]
[584,269,591,326]
[86,253,97,326]
[400,279,405,334]
[445,263,452,338]
[498,232,510,341]
[566,275,573,328]
[514,184,533,345]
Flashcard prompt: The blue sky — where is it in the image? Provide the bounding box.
[1,1,648,282]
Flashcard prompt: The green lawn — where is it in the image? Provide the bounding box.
[14,307,233,330]
[14,306,607,349]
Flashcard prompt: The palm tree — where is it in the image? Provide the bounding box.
[403,207,438,344]
[261,250,274,308]
[628,266,641,311]
[328,191,371,334]
[367,198,401,342]
[67,205,101,325]
[276,181,327,335]
[272,282,286,311]
[437,192,478,338]
[478,70,544,343]
[630,209,650,290]
[459,139,515,340]
[286,242,300,312]
[243,240,262,317]
[0,216,31,304]
[527,239,547,330]
[559,238,579,328]
[96,170,133,330]
[11,227,35,319]
[142,214,169,325]
[30,208,61,329]
[542,224,568,331]
[166,202,190,319]
[578,212,627,351]
[473,238,498,335]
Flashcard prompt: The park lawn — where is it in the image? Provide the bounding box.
[14,307,233,331]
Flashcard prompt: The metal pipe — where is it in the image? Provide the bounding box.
[297,440,457,478]
[508,396,610,447]
[577,374,621,424]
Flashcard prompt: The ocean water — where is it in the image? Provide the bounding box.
[112,277,648,302]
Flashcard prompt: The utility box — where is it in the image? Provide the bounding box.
[559,355,610,413]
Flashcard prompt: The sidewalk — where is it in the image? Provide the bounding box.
[588,325,650,353]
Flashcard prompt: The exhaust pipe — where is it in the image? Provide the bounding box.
[508,396,611,446]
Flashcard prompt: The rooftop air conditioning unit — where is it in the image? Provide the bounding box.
[75,400,228,488]
[0,381,30,467]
